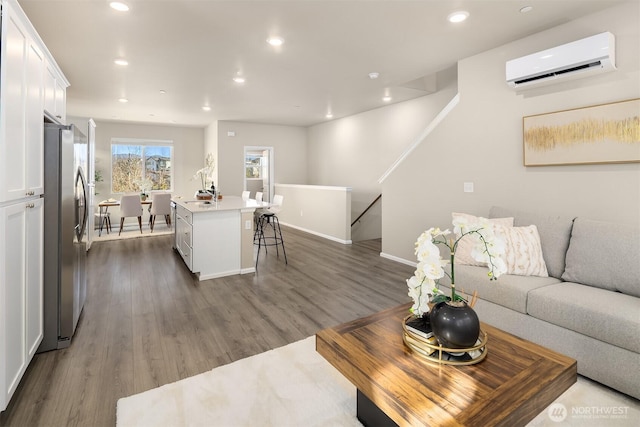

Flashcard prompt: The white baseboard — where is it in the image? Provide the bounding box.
[278,222,352,245]
[380,252,416,267]
[197,269,241,281]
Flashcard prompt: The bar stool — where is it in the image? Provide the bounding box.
[255,195,287,268]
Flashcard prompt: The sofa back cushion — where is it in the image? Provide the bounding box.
[561,218,640,297]
[489,206,574,279]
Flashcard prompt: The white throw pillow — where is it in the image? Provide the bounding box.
[452,212,513,266]
[495,224,549,277]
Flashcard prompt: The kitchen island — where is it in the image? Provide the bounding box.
[172,196,267,280]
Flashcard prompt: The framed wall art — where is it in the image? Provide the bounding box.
[523,98,640,166]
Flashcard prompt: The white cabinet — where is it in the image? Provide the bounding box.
[0,0,45,203]
[0,0,63,412]
[44,60,67,123]
[0,198,44,412]
[175,205,193,270]
[173,201,242,280]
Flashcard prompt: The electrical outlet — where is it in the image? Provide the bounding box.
[245,220,252,230]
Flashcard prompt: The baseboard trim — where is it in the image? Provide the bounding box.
[380,252,416,267]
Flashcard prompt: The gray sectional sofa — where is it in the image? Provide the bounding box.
[439,206,640,400]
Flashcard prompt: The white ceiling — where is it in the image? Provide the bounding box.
[18,0,626,128]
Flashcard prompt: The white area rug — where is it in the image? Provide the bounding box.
[93,224,173,242]
[116,337,361,427]
[117,336,640,426]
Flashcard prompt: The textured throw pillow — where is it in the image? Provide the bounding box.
[495,224,548,277]
[452,212,513,266]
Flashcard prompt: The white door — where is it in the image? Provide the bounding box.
[25,198,44,358]
[1,202,27,410]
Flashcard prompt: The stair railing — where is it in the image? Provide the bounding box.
[351,194,382,227]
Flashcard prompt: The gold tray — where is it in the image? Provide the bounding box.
[402,315,488,366]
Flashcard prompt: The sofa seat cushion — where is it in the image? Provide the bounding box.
[441,265,561,314]
[489,206,575,279]
[528,282,640,354]
[561,218,640,297]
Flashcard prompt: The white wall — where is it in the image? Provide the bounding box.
[90,120,204,219]
[382,2,640,262]
[306,67,458,241]
[204,120,219,186]
[216,121,308,200]
[275,184,352,244]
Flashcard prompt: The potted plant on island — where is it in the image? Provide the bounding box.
[193,153,215,200]
[406,216,507,350]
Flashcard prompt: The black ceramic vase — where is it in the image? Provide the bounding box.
[429,301,480,349]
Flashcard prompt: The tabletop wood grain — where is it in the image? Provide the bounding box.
[317,303,577,427]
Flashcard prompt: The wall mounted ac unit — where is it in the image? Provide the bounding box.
[506,32,616,89]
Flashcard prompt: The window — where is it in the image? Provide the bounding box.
[245,153,263,178]
[111,139,173,193]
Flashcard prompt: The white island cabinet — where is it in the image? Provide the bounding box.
[173,197,265,280]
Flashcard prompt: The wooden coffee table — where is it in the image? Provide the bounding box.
[316,303,577,426]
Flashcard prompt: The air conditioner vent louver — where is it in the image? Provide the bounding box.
[506,32,615,89]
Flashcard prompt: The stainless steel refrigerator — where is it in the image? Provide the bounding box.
[38,123,88,352]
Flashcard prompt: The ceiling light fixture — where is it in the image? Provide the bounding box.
[382,96,392,102]
[159,90,166,94]
[267,37,284,47]
[110,2,129,12]
[520,6,534,13]
[114,59,128,66]
[447,11,469,23]
[202,106,211,112]
[118,98,128,103]
[326,113,333,119]
[233,76,246,83]
[368,72,379,79]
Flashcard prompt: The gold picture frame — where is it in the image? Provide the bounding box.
[523,98,640,166]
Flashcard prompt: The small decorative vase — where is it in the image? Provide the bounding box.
[140,194,147,201]
[429,300,480,349]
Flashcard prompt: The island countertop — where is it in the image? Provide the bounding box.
[172,196,269,213]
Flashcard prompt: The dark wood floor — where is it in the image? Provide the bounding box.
[1,226,414,426]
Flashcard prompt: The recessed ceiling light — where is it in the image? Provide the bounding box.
[267,37,284,47]
[110,2,129,12]
[447,11,469,23]
[233,76,246,83]
[382,96,392,102]
[114,59,128,66]
[118,98,128,103]
[368,72,380,79]
[202,106,211,112]
[520,6,534,13]
[159,90,166,94]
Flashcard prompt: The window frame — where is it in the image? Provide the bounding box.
[110,138,174,194]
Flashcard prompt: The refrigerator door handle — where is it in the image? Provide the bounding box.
[75,166,88,242]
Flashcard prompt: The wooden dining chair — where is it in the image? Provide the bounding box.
[119,194,143,235]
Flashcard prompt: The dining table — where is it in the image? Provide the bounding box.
[97,199,152,236]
